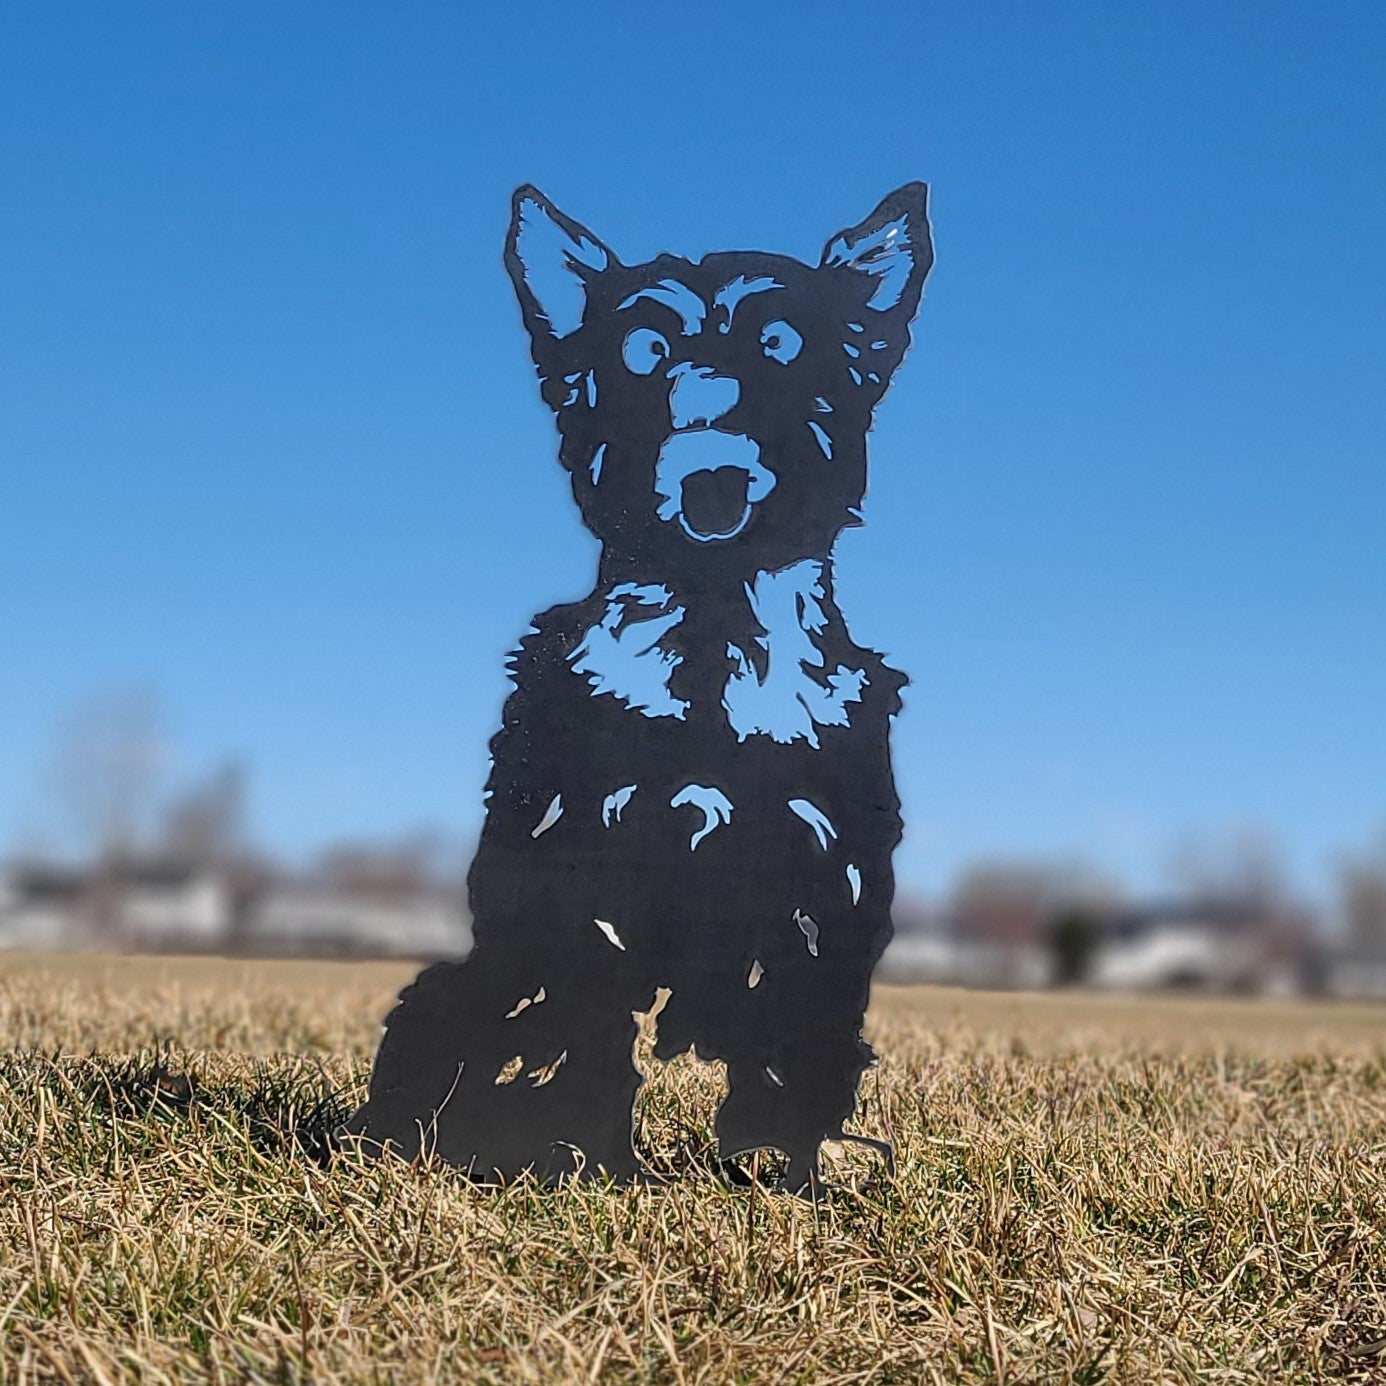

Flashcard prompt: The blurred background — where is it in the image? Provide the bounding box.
[1,2,1382,994]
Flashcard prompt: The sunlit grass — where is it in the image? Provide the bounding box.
[2,954,1385,1382]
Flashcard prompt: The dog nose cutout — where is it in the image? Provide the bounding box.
[669,365,740,430]
[681,467,753,539]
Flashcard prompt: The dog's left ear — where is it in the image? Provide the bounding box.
[506,186,615,358]
[820,182,933,331]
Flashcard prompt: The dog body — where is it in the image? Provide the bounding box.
[349,185,932,1189]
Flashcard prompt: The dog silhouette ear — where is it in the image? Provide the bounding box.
[820,183,933,323]
[506,187,615,348]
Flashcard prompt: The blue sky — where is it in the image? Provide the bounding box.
[2,1,1383,905]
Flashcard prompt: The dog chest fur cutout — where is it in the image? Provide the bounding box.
[346,183,933,1191]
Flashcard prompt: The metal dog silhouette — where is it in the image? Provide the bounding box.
[346,183,933,1191]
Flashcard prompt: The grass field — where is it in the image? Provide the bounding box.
[3,953,1385,1383]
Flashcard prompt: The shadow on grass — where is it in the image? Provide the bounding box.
[7,1047,355,1168]
[7,1048,895,1201]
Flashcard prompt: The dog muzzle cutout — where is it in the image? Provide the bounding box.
[345,180,934,1195]
[654,431,776,542]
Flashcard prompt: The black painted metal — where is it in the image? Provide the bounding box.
[345,184,933,1190]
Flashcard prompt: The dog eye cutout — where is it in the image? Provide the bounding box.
[622,326,671,376]
[760,319,802,365]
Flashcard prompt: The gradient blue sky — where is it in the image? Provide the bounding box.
[2,1,1383,905]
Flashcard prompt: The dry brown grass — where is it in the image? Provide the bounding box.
[2,951,1385,1383]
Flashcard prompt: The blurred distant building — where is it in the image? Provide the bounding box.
[241,887,467,958]
[236,836,471,958]
[1331,835,1386,997]
[0,856,230,951]
[1091,900,1317,993]
[0,829,1354,994]
[880,857,1322,995]
[111,858,233,949]
[880,861,1114,988]
[0,849,470,959]
[0,862,90,950]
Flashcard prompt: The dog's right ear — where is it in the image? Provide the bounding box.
[505,187,615,366]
